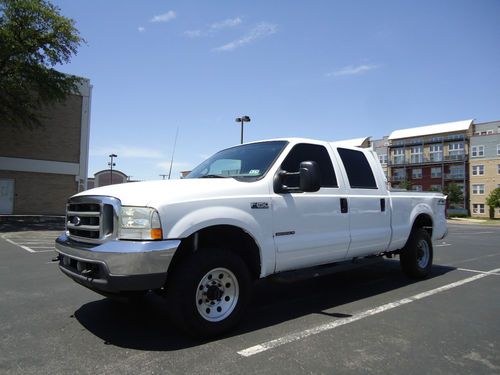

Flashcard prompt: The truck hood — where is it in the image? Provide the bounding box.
[74,178,266,207]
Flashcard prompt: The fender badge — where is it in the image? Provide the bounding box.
[251,202,269,209]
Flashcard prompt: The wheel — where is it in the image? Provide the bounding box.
[167,248,252,337]
[400,228,433,279]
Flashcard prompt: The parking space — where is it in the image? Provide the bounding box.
[1,231,59,253]
[0,223,499,374]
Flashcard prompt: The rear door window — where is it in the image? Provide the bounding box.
[337,148,377,189]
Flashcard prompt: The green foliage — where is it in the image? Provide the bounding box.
[486,187,500,219]
[400,179,411,190]
[444,183,463,205]
[0,0,84,129]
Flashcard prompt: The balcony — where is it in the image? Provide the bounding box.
[390,175,407,181]
[388,154,467,166]
[444,173,465,180]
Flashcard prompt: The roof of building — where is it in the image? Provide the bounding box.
[330,137,371,147]
[388,119,473,140]
[93,169,128,178]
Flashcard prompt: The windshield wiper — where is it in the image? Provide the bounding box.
[199,174,228,178]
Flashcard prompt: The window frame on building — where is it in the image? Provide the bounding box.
[471,145,485,157]
[472,184,485,195]
[393,149,405,165]
[412,168,422,179]
[431,167,442,178]
[472,165,485,176]
[410,146,423,164]
[448,142,464,159]
[429,144,443,162]
[378,154,388,165]
[472,203,485,214]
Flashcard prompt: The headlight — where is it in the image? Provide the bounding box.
[118,206,163,240]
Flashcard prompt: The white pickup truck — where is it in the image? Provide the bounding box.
[55,138,447,336]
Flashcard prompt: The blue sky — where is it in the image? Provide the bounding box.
[53,0,500,181]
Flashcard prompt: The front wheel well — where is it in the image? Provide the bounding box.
[166,225,261,285]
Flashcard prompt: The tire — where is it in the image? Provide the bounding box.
[167,248,252,337]
[400,228,433,279]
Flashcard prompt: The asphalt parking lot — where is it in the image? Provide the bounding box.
[1,223,499,374]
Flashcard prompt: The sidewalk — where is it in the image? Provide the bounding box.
[447,217,500,226]
[0,215,65,232]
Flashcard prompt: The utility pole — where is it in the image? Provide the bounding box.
[108,154,117,185]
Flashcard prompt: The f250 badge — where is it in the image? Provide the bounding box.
[251,202,269,209]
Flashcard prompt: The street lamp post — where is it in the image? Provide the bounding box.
[108,154,117,185]
[235,116,251,144]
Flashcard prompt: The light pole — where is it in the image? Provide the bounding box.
[235,116,251,144]
[108,154,117,185]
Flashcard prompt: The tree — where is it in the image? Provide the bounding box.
[444,183,463,207]
[0,0,84,129]
[400,179,411,190]
[486,187,500,219]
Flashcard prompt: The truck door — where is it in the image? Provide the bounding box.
[335,147,391,257]
[272,143,350,272]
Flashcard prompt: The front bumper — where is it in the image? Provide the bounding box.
[55,233,180,295]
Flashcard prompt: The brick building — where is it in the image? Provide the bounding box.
[469,120,500,218]
[386,119,473,213]
[0,80,92,215]
[87,169,129,189]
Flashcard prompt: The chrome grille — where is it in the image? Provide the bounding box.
[66,196,120,244]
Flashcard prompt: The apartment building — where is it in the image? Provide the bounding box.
[386,119,473,213]
[0,80,92,215]
[371,136,389,179]
[469,120,500,218]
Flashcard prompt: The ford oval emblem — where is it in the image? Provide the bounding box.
[72,216,82,226]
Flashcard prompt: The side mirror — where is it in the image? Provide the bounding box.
[273,161,321,193]
[299,161,321,192]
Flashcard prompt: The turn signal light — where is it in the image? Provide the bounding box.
[150,228,163,240]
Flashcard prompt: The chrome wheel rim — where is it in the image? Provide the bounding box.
[417,239,430,268]
[196,267,239,322]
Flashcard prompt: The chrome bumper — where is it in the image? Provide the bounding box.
[55,233,181,294]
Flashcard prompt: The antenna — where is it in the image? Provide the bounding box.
[168,126,179,180]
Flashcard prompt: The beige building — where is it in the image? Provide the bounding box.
[87,169,129,189]
[469,120,500,218]
[0,80,92,215]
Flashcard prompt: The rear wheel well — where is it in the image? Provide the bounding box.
[166,225,261,285]
[412,214,433,237]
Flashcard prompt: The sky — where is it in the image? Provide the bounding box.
[52,0,500,181]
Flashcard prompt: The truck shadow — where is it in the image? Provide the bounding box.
[74,260,455,351]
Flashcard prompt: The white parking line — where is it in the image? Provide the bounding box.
[435,242,451,247]
[1,234,56,253]
[238,267,500,357]
[2,236,36,253]
[457,268,500,276]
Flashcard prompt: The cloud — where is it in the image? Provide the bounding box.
[90,146,165,159]
[184,17,242,38]
[150,10,176,23]
[326,64,379,77]
[213,22,277,52]
[138,26,145,32]
[210,17,242,30]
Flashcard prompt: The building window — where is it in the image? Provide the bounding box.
[448,142,464,159]
[448,165,465,179]
[378,154,388,165]
[472,184,485,195]
[471,145,485,157]
[410,146,423,163]
[498,164,500,175]
[393,168,406,181]
[497,144,500,155]
[472,204,485,214]
[431,167,442,178]
[412,168,422,179]
[487,129,494,134]
[429,144,443,162]
[412,185,422,192]
[393,149,405,165]
[430,184,442,191]
[472,165,485,176]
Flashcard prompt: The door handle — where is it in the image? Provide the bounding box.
[340,198,348,213]
[380,198,386,212]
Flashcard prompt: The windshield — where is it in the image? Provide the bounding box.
[186,141,288,180]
